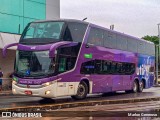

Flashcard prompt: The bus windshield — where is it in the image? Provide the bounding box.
[15,51,55,78]
[20,21,88,44]
[23,22,64,40]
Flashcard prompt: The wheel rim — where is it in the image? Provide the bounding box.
[140,82,144,91]
[133,81,137,92]
[77,84,85,97]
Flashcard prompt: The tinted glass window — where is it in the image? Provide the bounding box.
[63,22,87,42]
[80,60,135,75]
[15,51,55,78]
[110,62,116,74]
[102,61,111,74]
[127,39,138,52]
[116,63,123,73]
[116,35,128,51]
[87,27,103,46]
[95,60,103,74]
[138,41,146,54]
[80,61,95,74]
[57,44,81,73]
[104,31,117,48]
[23,22,64,39]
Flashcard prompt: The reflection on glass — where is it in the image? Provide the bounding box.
[15,51,55,78]
[23,22,64,39]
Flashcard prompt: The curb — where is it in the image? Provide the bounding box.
[1,96,160,111]
[153,84,160,87]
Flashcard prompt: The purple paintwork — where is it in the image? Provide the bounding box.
[49,41,77,57]
[18,44,53,51]
[17,41,79,57]
[5,20,154,94]
[2,43,18,57]
[18,76,57,85]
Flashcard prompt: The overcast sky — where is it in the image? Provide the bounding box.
[60,0,160,38]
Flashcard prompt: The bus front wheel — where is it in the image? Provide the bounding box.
[138,81,144,92]
[71,81,88,100]
[126,80,138,93]
[131,80,138,93]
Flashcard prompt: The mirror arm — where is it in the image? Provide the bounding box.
[49,41,78,57]
[3,43,18,57]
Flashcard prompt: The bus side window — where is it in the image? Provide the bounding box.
[110,62,116,74]
[95,60,103,74]
[80,60,95,74]
[121,63,126,74]
[63,26,72,41]
[103,61,110,74]
[130,64,136,74]
[87,27,103,46]
[116,63,122,74]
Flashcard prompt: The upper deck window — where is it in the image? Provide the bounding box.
[23,22,64,40]
[63,22,87,42]
[20,21,88,45]
[87,27,104,46]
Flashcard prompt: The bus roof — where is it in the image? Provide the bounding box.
[32,19,89,25]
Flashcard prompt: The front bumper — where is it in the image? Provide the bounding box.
[12,83,57,98]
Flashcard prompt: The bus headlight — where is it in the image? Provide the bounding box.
[42,78,62,87]
[42,81,52,87]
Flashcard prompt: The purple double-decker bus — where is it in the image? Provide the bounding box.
[3,19,155,99]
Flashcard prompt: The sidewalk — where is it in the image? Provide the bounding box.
[0,90,12,95]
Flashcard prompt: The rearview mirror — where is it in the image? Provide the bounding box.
[49,41,78,57]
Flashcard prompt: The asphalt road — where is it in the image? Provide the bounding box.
[0,87,160,109]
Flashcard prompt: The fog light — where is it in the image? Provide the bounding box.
[13,89,16,93]
[45,90,51,95]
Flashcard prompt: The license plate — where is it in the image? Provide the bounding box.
[24,90,32,95]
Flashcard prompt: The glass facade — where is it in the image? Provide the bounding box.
[0,0,46,34]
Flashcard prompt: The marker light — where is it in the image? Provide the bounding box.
[12,81,17,85]
[45,90,51,95]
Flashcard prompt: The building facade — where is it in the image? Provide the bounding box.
[0,0,60,90]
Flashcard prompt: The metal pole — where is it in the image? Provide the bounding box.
[156,23,160,85]
[156,45,159,85]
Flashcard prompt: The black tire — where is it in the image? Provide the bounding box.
[71,81,88,100]
[125,80,138,93]
[131,80,138,93]
[138,81,144,93]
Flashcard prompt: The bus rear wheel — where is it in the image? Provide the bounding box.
[71,81,88,100]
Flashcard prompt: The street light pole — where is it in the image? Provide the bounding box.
[156,23,160,85]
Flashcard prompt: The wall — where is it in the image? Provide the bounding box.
[0,0,46,34]
[0,49,15,90]
[46,0,60,19]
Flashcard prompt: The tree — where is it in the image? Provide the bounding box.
[142,35,159,45]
